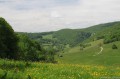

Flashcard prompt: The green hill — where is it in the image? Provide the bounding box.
[82,21,120,33]
[17,21,120,55]
[18,21,120,66]
[20,21,120,46]
[52,29,91,46]
[16,21,120,66]
[53,21,120,65]
[57,40,120,65]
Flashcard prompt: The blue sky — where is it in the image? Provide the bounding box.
[0,0,120,32]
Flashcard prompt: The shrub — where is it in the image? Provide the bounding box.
[112,44,118,49]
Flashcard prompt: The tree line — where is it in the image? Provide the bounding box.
[0,17,55,62]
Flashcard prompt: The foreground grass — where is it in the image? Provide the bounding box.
[0,59,120,79]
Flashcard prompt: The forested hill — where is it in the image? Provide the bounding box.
[82,21,120,33]
[18,29,91,47]
[88,21,120,44]
[18,21,120,49]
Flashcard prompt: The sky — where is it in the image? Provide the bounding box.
[0,0,120,32]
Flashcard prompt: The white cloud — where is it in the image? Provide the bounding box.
[0,0,120,32]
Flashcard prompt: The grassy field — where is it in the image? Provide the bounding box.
[0,59,120,79]
[57,40,120,65]
[0,38,120,79]
[1,39,118,79]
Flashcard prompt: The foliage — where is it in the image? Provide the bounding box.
[0,17,19,59]
[0,59,120,79]
[17,31,54,39]
[18,29,92,52]
[90,22,120,44]
[18,34,55,62]
[53,29,91,47]
[112,44,118,49]
[45,47,56,62]
[0,17,55,62]
[83,21,120,33]
[80,43,91,48]
[18,34,41,61]
[17,21,120,52]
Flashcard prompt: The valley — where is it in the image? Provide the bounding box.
[0,17,120,79]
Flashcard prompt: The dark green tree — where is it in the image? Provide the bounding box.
[112,44,118,49]
[0,17,19,59]
[45,47,55,62]
[18,34,46,61]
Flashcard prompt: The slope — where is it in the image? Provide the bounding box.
[57,40,120,65]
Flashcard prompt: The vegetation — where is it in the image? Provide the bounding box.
[17,34,56,62]
[0,17,19,59]
[57,40,120,65]
[18,34,42,61]
[112,44,118,49]
[89,22,120,44]
[0,59,119,79]
[0,17,120,79]
[18,21,120,52]
[52,29,91,46]
[0,17,55,62]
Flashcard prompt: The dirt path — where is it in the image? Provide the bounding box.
[93,46,103,56]
[98,47,103,54]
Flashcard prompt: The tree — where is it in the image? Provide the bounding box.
[45,47,55,62]
[112,44,118,49]
[0,17,19,59]
[18,34,49,61]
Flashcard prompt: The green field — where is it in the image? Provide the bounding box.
[57,40,120,65]
[0,59,120,79]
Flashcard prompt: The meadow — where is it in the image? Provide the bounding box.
[0,59,120,79]
[57,40,120,65]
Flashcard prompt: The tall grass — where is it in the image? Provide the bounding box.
[0,59,120,79]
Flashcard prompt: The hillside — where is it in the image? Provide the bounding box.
[52,21,120,65]
[82,21,120,33]
[57,40,120,65]
[18,21,120,50]
[14,20,120,65]
[52,29,91,46]
[1,17,120,66]
[17,21,120,66]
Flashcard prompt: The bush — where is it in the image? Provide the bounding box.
[112,44,118,49]
[18,34,44,61]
